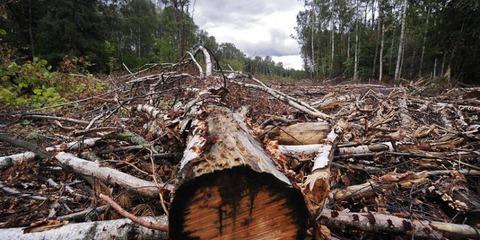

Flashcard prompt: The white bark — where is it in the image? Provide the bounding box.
[54,152,174,197]
[0,216,168,240]
[186,51,204,77]
[319,209,480,239]
[379,21,384,81]
[198,46,212,77]
[133,104,163,119]
[0,152,36,169]
[0,138,100,169]
[330,0,335,75]
[394,0,407,80]
[279,142,394,156]
[353,0,360,81]
[303,130,338,212]
[279,144,322,155]
[231,81,332,120]
[419,7,430,76]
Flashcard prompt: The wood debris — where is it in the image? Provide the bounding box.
[1,47,479,239]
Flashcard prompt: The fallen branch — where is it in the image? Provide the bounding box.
[99,194,168,232]
[133,104,163,119]
[318,208,480,239]
[0,216,168,240]
[0,138,101,169]
[55,152,174,197]
[0,181,48,201]
[21,114,89,125]
[56,205,108,221]
[231,80,332,120]
[303,129,339,212]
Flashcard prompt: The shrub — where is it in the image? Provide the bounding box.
[0,57,106,108]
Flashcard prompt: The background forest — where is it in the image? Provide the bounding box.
[1,0,303,76]
[295,0,480,83]
[0,0,479,108]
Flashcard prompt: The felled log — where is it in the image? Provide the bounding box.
[332,170,480,202]
[0,138,100,169]
[169,90,308,239]
[54,152,174,197]
[318,209,480,239]
[0,216,168,240]
[278,141,394,155]
[302,130,338,213]
[262,122,331,145]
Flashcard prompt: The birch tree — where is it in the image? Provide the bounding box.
[394,0,407,81]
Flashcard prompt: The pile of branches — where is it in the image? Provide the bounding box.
[0,46,479,239]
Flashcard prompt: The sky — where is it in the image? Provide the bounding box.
[192,0,304,70]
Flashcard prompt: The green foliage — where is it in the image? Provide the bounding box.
[223,59,245,71]
[343,58,353,77]
[152,37,179,63]
[101,40,117,74]
[0,58,104,108]
[0,58,63,107]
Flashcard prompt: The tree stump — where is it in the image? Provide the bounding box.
[169,90,308,239]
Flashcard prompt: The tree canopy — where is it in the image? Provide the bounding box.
[295,0,480,83]
[1,0,302,78]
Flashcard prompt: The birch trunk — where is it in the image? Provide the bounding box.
[394,0,407,80]
[0,216,168,240]
[330,0,335,76]
[378,1,385,81]
[419,7,430,76]
[353,0,360,81]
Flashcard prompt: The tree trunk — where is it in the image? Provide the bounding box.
[347,30,350,61]
[394,0,407,81]
[441,51,447,76]
[372,13,380,78]
[311,5,316,77]
[419,7,430,76]
[330,0,335,76]
[378,1,385,81]
[353,0,359,81]
[28,0,35,58]
[0,216,168,240]
[261,122,330,145]
[169,90,308,239]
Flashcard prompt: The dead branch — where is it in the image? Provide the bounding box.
[21,114,89,125]
[318,208,480,239]
[0,216,168,240]
[54,152,174,197]
[0,181,48,201]
[232,80,332,120]
[0,138,100,169]
[99,194,168,232]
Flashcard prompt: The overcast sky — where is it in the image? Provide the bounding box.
[192,0,304,70]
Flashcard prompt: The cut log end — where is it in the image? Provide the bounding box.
[169,166,308,239]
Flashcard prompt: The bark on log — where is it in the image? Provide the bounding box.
[0,138,100,169]
[278,141,394,155]
[303,130,338,213]
[169,90,308,239]
[263,122,331,145]
[54,152,174,197]
[0,216,168,240]
[318,209,480,239]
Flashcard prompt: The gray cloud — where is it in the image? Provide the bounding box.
[193,0,297,26]
[193,0,302,57]
[239,30,299,56]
